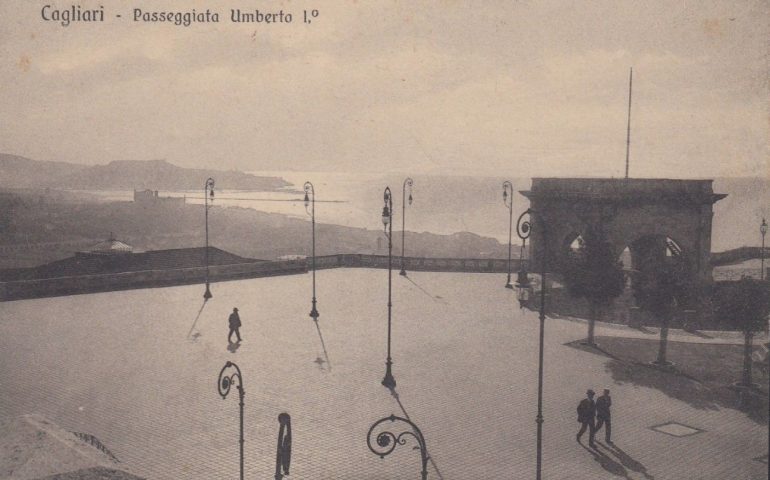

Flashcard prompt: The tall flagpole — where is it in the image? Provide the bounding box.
[625,67,633,179]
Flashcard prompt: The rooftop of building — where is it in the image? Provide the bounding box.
[521,177,727,204]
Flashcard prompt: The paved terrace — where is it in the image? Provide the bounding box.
[0,270,767,479]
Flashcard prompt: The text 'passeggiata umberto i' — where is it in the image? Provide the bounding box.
[40,6,320,27]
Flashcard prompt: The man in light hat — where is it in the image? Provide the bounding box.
[228,307,242,344]
[576,389,596,447]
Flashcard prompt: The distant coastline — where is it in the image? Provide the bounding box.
[0,154,293,192]
[1,154,768,265]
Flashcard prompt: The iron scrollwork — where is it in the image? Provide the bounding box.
[516,209,532,242]
[218,361,244,399]
[367,414,428,480]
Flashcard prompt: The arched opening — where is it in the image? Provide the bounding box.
[563,232,585,257]
[569,235,584,253]
[618,246,633,289]
[618,246,632,270]
[630,234,686,269]
[619,234,693,326]
[559,232,587,277]
[665,237,683,258]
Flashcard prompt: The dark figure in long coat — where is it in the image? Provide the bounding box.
[228,307,242,343]
[595,389,612,443]
[576,389,596,447]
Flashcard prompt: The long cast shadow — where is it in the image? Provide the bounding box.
[313,319,332,372]
[567,340,769,425]
[404,276,447,304]
[389,388,446,480]
[598,442,654,479]
[579,443,629,478]
[186,299,209,340]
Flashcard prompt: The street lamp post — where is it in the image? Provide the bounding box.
[204,177,215,300]
[515,237,532,308]
[515,208,547,480]
[399,178,413,276]
[218,361,245,480]
[761,218,767,281]
[503,181,514,289]
[367,414,429,480]
[304,182,319,320]
[381,187,396,390]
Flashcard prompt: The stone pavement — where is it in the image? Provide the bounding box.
[0,270,767,479]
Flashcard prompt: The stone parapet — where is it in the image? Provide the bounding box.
[0,255,521,301]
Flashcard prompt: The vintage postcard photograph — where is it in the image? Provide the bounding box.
[0,1,767,479]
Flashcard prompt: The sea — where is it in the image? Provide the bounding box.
[78,171,769,253]
[81,172,532,244]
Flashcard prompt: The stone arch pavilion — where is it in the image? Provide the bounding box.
[519,178,726,294]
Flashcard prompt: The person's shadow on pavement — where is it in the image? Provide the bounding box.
[579,443,629,478]
[227,340,241,353]
[599,442,655,480]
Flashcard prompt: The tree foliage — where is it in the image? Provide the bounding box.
[713,277,770,334]
[631,255,692,320]
[562,229,625,306]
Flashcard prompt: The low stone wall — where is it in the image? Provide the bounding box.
[0,255,519,302]
[713,266,766,282]
[315,254,516,273]
[710,246,770,266]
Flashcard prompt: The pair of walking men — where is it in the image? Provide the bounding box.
[577,389,612,448]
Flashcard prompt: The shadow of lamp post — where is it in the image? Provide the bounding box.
[218,361,244,480]
[503,181,514,289]
[203,177,215,300]
[400,177,413,276]
[274,413,292,480]
[367,414,429,480]
[515,208,548,480]
[304,181,319,320]
[381,187,397,390]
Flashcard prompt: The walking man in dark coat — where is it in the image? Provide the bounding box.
[228,307,242,343]
[576,389,596,448]
[595,389,612,443]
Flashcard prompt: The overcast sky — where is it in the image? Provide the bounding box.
[0,0,766,178]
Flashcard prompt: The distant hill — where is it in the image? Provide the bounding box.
[0,153,89,186]
[0,190,512,268]
[0,154,292,191]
